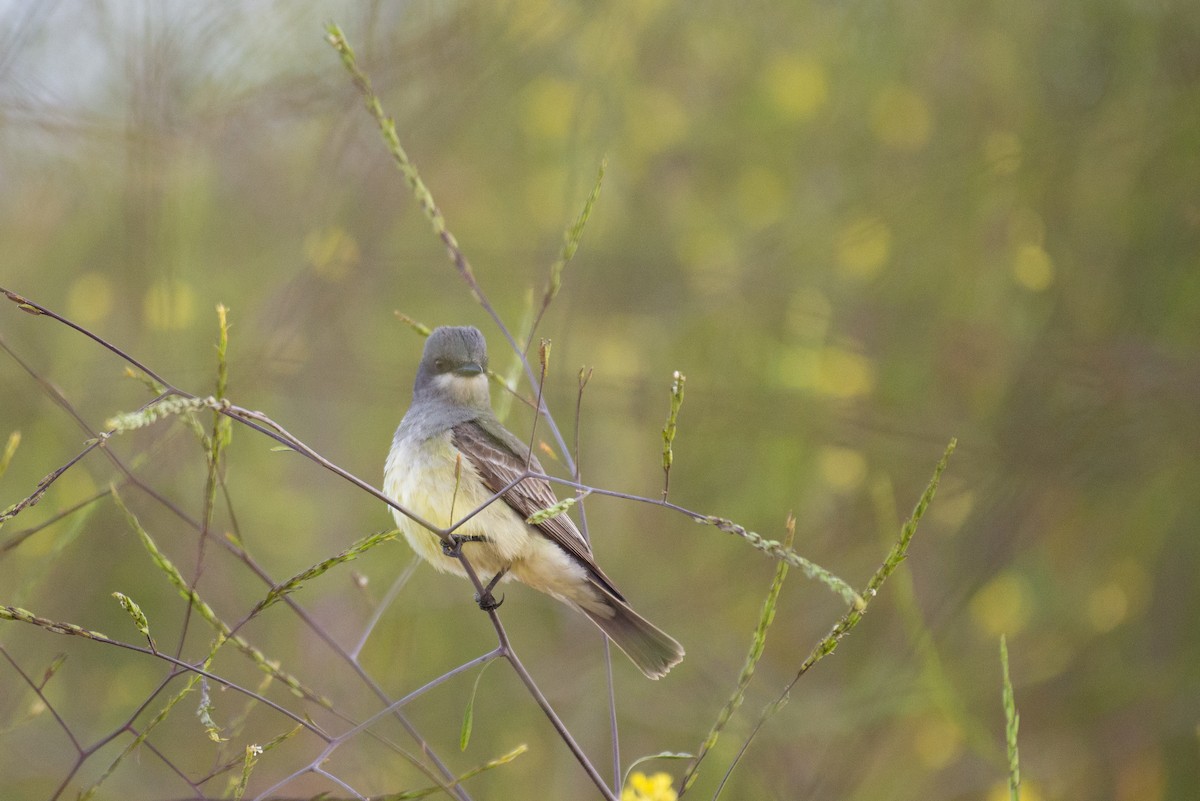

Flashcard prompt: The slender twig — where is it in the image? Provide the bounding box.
[350,553,421,659]
[1,288,472,800]
[525,340,551,472]
[1,286,608,798]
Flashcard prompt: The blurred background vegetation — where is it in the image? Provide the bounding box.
[2,1,1198,799]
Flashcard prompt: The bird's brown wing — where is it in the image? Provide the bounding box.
[452,419,624,600]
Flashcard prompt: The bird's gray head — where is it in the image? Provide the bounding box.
[413,326,491,410]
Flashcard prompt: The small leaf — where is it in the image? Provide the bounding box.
[0,431,20,481]
[40,653,68,687]
[460,659,496,751]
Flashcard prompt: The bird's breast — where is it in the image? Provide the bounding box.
[384,429,531,576]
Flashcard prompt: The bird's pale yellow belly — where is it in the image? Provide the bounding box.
[384,431,593,605]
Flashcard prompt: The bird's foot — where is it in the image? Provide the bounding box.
[475,591,505,611]
[474,567,509,611]
[442,534,487,558]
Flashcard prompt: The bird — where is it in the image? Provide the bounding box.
[384,326,684,679]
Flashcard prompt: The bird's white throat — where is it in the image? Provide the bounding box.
[433,372,490,408]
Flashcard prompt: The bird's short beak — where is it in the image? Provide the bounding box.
[454,361,484,376]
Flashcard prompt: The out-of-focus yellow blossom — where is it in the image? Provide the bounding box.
[835,215,892,279]
[818,445,867,491]
[763,55,828,121]
[913,714,964,769]
[1013,244,1054,291]
[988,779,1044,801]
[304,226,360,281]
[971,571,1033,637]
[777,345,876,398]
[624,86,688,160]
[520,76,579,141]
[815,346,876,397]
[143,278,196,331]
[871,84,932,151]
[66,272,114,324]
[622,771,678,801]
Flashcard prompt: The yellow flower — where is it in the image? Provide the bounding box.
[622,771,678,801]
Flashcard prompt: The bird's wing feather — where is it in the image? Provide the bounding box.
[452,419,624,600]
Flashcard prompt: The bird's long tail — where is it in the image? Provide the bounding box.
[579,580,684,680]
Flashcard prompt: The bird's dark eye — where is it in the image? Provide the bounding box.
[433,358,447,372]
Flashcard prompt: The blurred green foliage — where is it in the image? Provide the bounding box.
[2,1,1199,799]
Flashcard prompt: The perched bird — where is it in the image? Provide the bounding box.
[384,326,684,679]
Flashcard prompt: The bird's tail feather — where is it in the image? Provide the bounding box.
[580,581,684,680]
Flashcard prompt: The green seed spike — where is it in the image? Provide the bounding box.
[526,495,581,526]
[394,311,432,337]
[1001,635,1021,801]
[112,592,154,650]
[661,371,686,500]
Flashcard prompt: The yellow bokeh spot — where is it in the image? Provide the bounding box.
[929,490,974,534]
[1086,581,1129,633]
[622,771,677,801]
[815,346,876,398]
[624,86,688,159]
[736,166,788,229]
[987,780,1043,801]
[143,278,196,331]
[871,84,933,151]
[65,272,114,324]
[520,76,579,141]
[984,130,1022,175]
[913,715,964,769]
[970,571,1033,637]
[818,446,867,492]
[835,215,891,279]
[304,226,360,281]
[776,346,819,389]
[1013,244,1055,291]
[763,55,828,121]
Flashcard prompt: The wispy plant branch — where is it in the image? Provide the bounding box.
[712,439,957,798]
